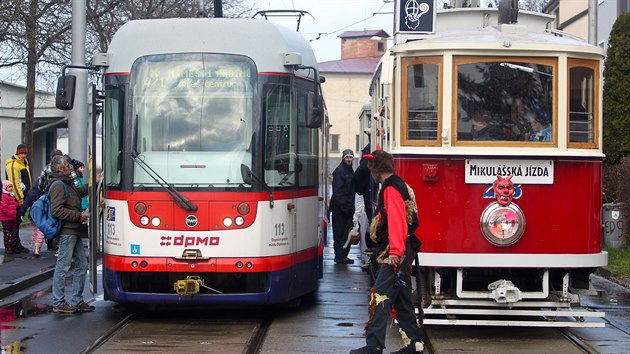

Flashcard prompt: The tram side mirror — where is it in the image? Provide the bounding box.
[306,91,323,128]
[241,164,254,185]
[56,75,76,110]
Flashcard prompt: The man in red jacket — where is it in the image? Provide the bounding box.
[350,150,423,354]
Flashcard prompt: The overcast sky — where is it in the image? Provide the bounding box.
[254,0,398,63]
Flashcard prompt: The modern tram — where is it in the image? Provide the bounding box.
[59,18,328,305]
[366,5,607,326]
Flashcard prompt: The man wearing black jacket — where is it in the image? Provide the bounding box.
[330,149,355,264]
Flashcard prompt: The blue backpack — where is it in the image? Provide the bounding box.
[30,180,68,241]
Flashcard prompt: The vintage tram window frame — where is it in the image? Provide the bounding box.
[451,56,558,147]
[400,56,443,146]
[567,58,599,149]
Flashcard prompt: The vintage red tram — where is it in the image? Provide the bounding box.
[367,3,607,326]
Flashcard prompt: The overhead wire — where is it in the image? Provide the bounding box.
[305,2,387,42]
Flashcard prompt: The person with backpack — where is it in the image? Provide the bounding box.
[47,155,94,314]
[350,149,424,354]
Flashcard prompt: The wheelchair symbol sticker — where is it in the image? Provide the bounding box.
[131,244,140,255]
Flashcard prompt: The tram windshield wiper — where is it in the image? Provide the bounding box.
[131,151,198,212]
[240,164,274,208]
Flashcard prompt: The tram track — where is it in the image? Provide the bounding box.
[423,324,600,354]
[80,308,274,353]
[557,328,599,354]
[242,312,274,354]
[81,313,136,354]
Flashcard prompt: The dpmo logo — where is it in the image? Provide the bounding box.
[186,215,198,227]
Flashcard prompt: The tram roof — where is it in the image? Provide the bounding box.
[103,18,318,77]
[391,8,604,58]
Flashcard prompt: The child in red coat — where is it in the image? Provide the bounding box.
[1,180,23,254]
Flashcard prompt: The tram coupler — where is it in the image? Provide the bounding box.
[174,275,202,295]
[488,279,522,303]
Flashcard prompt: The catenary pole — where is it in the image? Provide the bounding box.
[588,0,598,46]
[68,0,88,165]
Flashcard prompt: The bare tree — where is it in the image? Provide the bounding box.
[0,0,256,156]
[0,0,74,157]
[87,0,257,53]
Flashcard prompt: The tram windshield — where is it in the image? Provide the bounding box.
[454,58,554,143]
[130,53,255,187]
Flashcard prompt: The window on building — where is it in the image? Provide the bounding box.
[355,134,360,152]
[331,134,339,152]
[377,42,385,52]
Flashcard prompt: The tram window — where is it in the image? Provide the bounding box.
[129,53,256,188]
[297,86,318,187]
[104,86,124,187]
[568,59,598,147]
[263,84,296,187]
[407,64,438,140]
[401,57,441,145]
[454,57,555,144]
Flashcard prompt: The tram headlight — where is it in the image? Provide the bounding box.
[480,202,526,247]
[235,216,245,226]
[223,217,233,227]
[151,217,161,227]
[140,215,150,226]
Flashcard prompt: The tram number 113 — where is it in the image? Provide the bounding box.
[274,223,285,236]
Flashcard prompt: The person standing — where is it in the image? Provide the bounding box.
[5,144,33,252]
[330,149,356,264]
[72,160,89,211]
[38,149,64,193]
[353,142,374,269]
[48,155,95,314]
[18,180,44,256]
[350,150,423,354]
[5,143,32,204]
[1,180,23,254]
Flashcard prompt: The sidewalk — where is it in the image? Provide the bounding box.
[0,224,57,301]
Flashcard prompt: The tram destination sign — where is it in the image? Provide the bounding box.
[465,159,554,184]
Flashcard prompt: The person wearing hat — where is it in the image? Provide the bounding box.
[1,180,25,254]
[5,143,32,204]
[72,160,89,211]
[330,148,356,264]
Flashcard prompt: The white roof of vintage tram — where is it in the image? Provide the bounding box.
[103,18,318,76]
[392,8,604,57]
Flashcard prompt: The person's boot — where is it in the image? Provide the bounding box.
[33,242,41,258]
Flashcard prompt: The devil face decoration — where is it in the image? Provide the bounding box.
[492,175,515,206]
